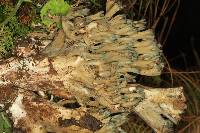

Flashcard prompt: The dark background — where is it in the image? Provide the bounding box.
[164,0,200,69]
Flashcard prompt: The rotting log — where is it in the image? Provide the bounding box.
[0,0,186,133]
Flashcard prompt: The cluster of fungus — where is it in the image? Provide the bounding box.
[0,0,186,133]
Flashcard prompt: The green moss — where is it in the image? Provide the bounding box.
[0,26,13,58]
[0,2,32,58]
[0,111,12,133]
[0,6,6,23]
[8,16,31,37]
[0,4,14,23]
[40,0,70,27]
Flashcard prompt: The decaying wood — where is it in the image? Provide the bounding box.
[0,0,186,133]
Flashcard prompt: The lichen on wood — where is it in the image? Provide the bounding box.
[0,0,186,133]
